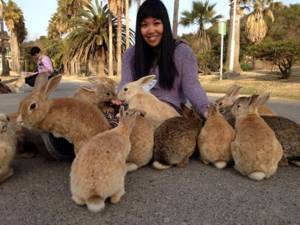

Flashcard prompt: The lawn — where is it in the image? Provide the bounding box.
[199,66,300,100]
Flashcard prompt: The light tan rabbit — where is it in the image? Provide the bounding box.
[70,106,138,212]
[118,75,180,128]
[126,109,154,172]
[216,84,275,116]
[231,93,283,181]
[7,75,25,93]
[197,104,235,169]
[17,75,111,155]
[0,113,17,184]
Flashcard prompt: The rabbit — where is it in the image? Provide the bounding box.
[125,108,154,172]
[17,75,111,155]
[0,113,17,184]
[7,75,25,93]
[197,104,235,169]
[72,77,118,114]
[118,75,180,128]
[219,97,300,167]
[216,84,276,116]
[70,106,138,212]
[152,104,203,170]
[231,93,283,181]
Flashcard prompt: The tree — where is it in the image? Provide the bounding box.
[173,0,180,38]
[245,0,274,44]
[225,0,249,73]
[0,0,8,75]
[66,1,122,77]
[3,0,27,73]
[180,0,222,53]
[249,39,299,78]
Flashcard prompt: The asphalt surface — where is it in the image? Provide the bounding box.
[0,79,299,225]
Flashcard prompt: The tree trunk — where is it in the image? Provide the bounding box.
[116,2,122,77]
[125,0,130,49]
[225,0,241,73]
[98,48,105,78]
[10,30,20,73]
[172,0,179,39]
[108,13,113,77]
[0,16,8,75]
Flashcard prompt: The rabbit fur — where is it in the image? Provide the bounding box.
[197,104,235,169]
[117,75,180,128]
[153,105,202,170]
[220,97,300,166]
[126,109,154,172]
[216,85,276,116]
[7,76,25,93]
[0,113,17,184]
[70,107,138,212]
[17,75,111,155]
[231,93,283,181]
[72,77,118,114]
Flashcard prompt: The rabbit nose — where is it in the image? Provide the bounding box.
[16,115,24,125]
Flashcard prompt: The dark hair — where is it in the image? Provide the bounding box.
[133,0,178,90]
[30,46,41,56]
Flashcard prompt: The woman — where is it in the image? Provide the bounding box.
[118,0,209,117]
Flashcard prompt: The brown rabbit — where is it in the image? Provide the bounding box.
[73,77,118,114]
[153,105,203,170]
[219,97,300,167]
[126,109,154,172]
[0,113,17,184]
[216,85,276,116]
[70,106,137,212]
[17,75,111,155]
[118,75,180,128]
[231,93,283,181]
[197,104,235,169]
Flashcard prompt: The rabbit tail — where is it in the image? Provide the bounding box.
[153,161,172,170]
[86,195,105,213]
[248,172,266,181]
[214,161,227,169]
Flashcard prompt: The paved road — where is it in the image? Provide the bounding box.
[0,79,299,225]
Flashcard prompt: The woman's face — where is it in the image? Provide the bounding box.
[140,17,164,47]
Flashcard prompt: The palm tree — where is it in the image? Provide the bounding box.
[66,1,113,77]
[225,0,249,73]
[245,0,274,44]
[173,0,180,38]
[3,0,27,73]
[0,0,8,75]
[180,0,223,53]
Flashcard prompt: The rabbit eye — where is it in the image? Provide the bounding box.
[237,104,241,108]
[29,102,37,111]
[124,88,128,92]
[218,102,223,106]
[106,92,110,96]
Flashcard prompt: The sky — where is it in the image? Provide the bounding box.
[12,0,300,41]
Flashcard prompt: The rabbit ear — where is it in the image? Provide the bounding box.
[248,93,270,108]
[137,75,156,87]
[40,75,62,98]
[80,85,96,93]
[228,85,242,100]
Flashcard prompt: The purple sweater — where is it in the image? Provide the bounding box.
[118,43,209,116]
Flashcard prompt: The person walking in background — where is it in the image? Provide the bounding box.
[118,0,209,118]
[24,46,54,87]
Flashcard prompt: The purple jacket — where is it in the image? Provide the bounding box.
[118,43,209,117]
